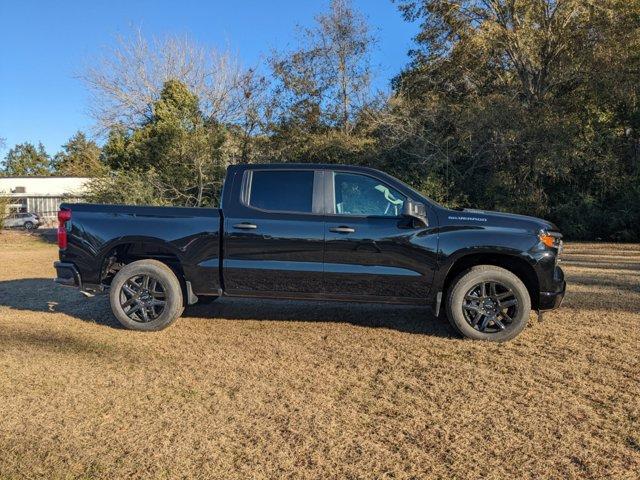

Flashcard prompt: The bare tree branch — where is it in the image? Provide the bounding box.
[80,30,253,133]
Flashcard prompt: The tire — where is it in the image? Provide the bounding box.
[446,265,531,342]
[109,259,184,331]
[23,221,34,230]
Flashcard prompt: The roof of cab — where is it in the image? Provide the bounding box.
[228,163,384,174]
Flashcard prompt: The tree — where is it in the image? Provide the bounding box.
[270,0,374,135]
[261,0,377,167]
[147,79,226,206]
[53,132,105,176]
[395,1,640,103]
[99,80,226,206]
[81,31,254,132]
[82,30,271,169]
[2,142,51,175]
[386,0,640,240]
[83,169,164,206]
[0,193,9,228]
[225,69,272,164]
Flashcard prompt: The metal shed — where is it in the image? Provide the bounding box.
[1,176,89,226]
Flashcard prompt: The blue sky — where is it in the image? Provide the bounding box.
[0,0,417,155]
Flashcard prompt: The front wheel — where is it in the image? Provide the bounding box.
[23,221,34,230]
[446,265,531,342]
[109,259,184,331]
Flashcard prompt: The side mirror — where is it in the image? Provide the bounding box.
[402,199,428,226]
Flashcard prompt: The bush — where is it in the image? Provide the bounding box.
[83,170,167,206]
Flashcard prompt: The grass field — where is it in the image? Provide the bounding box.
[0,231,638,479]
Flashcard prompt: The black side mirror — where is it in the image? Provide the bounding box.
[402,199,428,226]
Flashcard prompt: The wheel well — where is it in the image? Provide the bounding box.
[100,242,185,287]
[442,253,540,309]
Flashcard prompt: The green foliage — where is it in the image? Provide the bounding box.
[265,127,376,165]
[83,169,165,206]
[269,0,373,137]
[2,142,51,175]
[384,0,640,241]
[97,79,226,206]
[0,194,9,229]
[53,132,105,176]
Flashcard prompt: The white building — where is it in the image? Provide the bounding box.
[0,176,90,223]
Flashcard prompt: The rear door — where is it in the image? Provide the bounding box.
[4,214,18,228]
[323,170,436,302]
[222,168,326,297]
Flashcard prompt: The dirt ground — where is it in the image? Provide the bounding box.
[0,231,638,479]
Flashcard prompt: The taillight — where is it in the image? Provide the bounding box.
[58,209,72,250]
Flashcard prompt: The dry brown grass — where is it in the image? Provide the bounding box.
[0,231,638,479]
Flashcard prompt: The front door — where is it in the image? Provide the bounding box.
[223,168,326,297]
[323,170,437,302]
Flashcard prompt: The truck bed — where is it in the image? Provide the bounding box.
[58,203,222,296]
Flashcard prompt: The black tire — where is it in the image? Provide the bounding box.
[109,259,184,331]
[23,221,34,230]
[446,265,531,342]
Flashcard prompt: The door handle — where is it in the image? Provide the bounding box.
[329,226,355,234]
[233,223,258,230]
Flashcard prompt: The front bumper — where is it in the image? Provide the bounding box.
[538,266,566,310]
[54,261,81,289]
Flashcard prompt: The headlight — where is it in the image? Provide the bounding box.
[539,231,563,265]
[539,231,562,248]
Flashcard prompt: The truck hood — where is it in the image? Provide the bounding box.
[440,208,559,235]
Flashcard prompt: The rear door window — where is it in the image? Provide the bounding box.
[247,170,315,213]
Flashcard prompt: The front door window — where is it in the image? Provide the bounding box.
[334,173,405,217]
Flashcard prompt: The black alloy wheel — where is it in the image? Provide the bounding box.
[119,274,167,323]
[446,265,531,342]
[462,281,519,333]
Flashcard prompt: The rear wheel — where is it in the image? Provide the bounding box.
[446,265,531,342]
[109,259,184,331]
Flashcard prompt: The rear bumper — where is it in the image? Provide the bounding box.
[538,266,566,311]
[54,261,81,289]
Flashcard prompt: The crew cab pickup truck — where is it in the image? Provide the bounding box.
[54,163,565,341]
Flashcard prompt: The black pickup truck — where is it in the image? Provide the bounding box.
[54,163,565,341]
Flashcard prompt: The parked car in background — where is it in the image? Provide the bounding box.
[3,212,41,230]
[54,163,565,341]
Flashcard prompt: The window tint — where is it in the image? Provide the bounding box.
[248,170,315,213]
[334,173,405,217]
